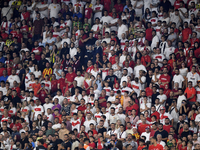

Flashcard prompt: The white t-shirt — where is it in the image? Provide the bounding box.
[74,76,85,87]
[177,94,187,109]
[52,123,61,130]
[100,15,113,24]
[53,95,65,105]
[38,3,49,17]
[141,132,150,142]
[187,72,200,86]
[70,118,81,132]
[117,24,128,40]
[117,131,127,139]
[133,65,147,78]
[33,105,44,120]
[173,74,184,88]
[47,114,54,122]
[157,94,167,106]
[110,18,119,31]
[7,75,20,88]
[93,4,103,20]
[48,3,61,18]
[0,87,7,95]
[83,119,96,132]
[151,35,159,50]
[43,103,54,115]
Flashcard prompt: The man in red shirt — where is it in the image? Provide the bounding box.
[51,74,58,94]
[77,99,87,112]
[0,62,5,77]
[114,0,123,14]
[138,117,151,135]
[79,29,88,49]
[141,49,151,69]
[21,6,30,21]
[109,50,116,65]
[182,22,192,43]
[37,83,48,104]
[58,71,67,95]
[32,41,42,61]
[190,32,200,47]
[65,66,76,89]
[10,117,22,131]
[159,67,171,89]
[163,118,173,133]
[150,106,160,121]
[184,81,196,104]
[149,137,164,150]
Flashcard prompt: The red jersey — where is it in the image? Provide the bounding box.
[163,125,173,133]
[159,74,170,84]
[20,25,29,33]
[15,33,23,43]
[1,33,8,41]
[38,89,47,104]
[51,79,58,93]
[31,47,42,61]
[138,123,151,134]
[149,144,164,150]
[65,72,76,88]
[151,111,160,121]
[21,12,30,21]
[10,30,17,38]
[114,4,123,13]
[58,78,66,94]
[77,105,87,111]
[145,87,153,97]
[141,55,151,67]
[109,55,116,65]
[0,68,5,76]
[85,8,93,19]
[10,123,22,131]
[182,28,192,43]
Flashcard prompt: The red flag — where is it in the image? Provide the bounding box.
[97,138,103,149]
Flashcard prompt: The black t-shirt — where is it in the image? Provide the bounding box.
[146,74,152,87]
[62,141,72,149]
[181,130,193,138]
[12,96,21,107]
[152,92,159,105]
[18,68,25,82]
[36,145,47,150]
[31,59,38,65]
[154,130,168,140]
[2,95,12,103]
[24,57,31,65]
[49,139,63,150]
[98,127,107,136]
[104,75,118,88]
[20,137,29,149]
[30,128,39,136]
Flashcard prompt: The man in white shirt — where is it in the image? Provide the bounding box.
[187,66,200,87]
[157,88,167,106]
[7,69,20,88]
[74,70,84,87]
[177,89,186,109]
[151,30,159,51]
[141,127,151,142]
[43,97,54,115]
[107,90,116,104]
[117,19,128,40]
[172,69,185,89]
[53,89,65,105]
[117,124,127,140]
[120,69,128,87]
[1,2,13,21]
[48,0,61,18]
[83,113,96,132]
[93,0,103,21]
[100,10,112,24]
[32,99,44,121]
[134,59,147,78]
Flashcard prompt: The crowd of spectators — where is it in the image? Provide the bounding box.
[1,0,200,150]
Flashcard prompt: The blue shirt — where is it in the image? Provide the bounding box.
[46,37,56,50]
[0,75,8,82]
[73,12,83,19]
[96,80,102,91]
[0,57,5,63]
